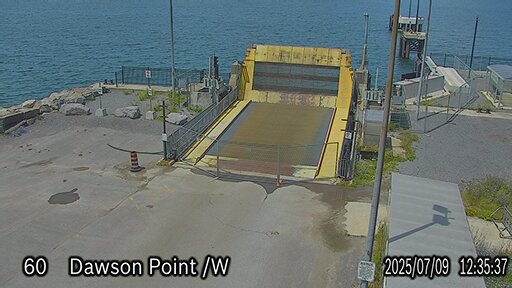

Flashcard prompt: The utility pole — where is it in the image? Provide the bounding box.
[169,0,176,92]
[469,16,479,78]
[415,0,420,32]
[360,0,400,287]
[415,0,433,120]
[408,0,412,17]
[359,13,370,71]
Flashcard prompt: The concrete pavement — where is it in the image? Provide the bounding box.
[0,115,370,287]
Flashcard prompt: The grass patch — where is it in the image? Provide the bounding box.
[344,150,403,187]
[189,105,203,113]
[460,176,512,220]
[370,222,388,288]
[358,145,378,153]
[137,91,149,101]
[350,158,377,187]
[397,129,419,161]
[152,103,162,112]
[136,88,155,102]
[343,129,418,187]
[420,96,446,107]
[388,122,399,132]
[474,230,512,287]
[166,90,186,112]
[123,90,131,96]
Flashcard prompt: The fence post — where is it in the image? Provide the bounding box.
[335,142,340,178]
[115,72,118,87]
[276,147,281,186]
[121,66,125,84]
[216,140,220,177]
[162,100,168,160]
[423,105,428,133]
[446,92,451,120]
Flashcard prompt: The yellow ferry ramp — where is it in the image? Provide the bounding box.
[183,100,251,164]
[316,64,353,179]
[315,107,348,178]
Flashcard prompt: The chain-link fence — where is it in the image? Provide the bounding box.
[118,66,200,88]
[165,87,239,160]
[208,141,340,184]
[418,54,493,132]
[116,66,230,88]
[429,53,512,71]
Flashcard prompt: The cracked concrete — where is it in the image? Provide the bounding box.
[0,114,369,287]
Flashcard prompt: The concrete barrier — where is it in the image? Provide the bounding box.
[0,108,39,133]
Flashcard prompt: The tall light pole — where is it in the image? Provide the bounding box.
[469,16,479,78]
[360,0,400,287]
[163,0,176,161]
[169,0,176,92]
[415,0,432,120]
[359,13,370,71]
[414,0,420,32]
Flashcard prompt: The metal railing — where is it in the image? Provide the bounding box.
[365,89,384,104]
[166,87,239,160]
[490,206,512,239]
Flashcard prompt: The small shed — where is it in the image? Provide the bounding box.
[488,64,512,94]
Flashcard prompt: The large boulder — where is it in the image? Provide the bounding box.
[82,90,99,100]
[38,103,52,113]
[64,93,86,105]
[39,98,58,111]
[59,103,91,116]
[166,113,188,125]
[42,87,98,110]
[46,92,67,109]
[114,106,141,119]
[22,99,36,108]
[47,89,84,106]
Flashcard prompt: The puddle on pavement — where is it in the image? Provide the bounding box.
[191,166,374,252]
[48,188,80,205]
[72,167,89,171]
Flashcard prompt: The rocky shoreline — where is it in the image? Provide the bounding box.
[2,84,100,115]
[0,83,157,136]
[0,84,102,134]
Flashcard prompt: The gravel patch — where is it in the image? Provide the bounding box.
[399,111,512,184]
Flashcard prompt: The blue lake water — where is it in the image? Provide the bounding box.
[1,0,511,107]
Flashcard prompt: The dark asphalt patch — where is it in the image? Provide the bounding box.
[48,188,80,205]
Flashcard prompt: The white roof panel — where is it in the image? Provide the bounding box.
[386,173,486,288]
